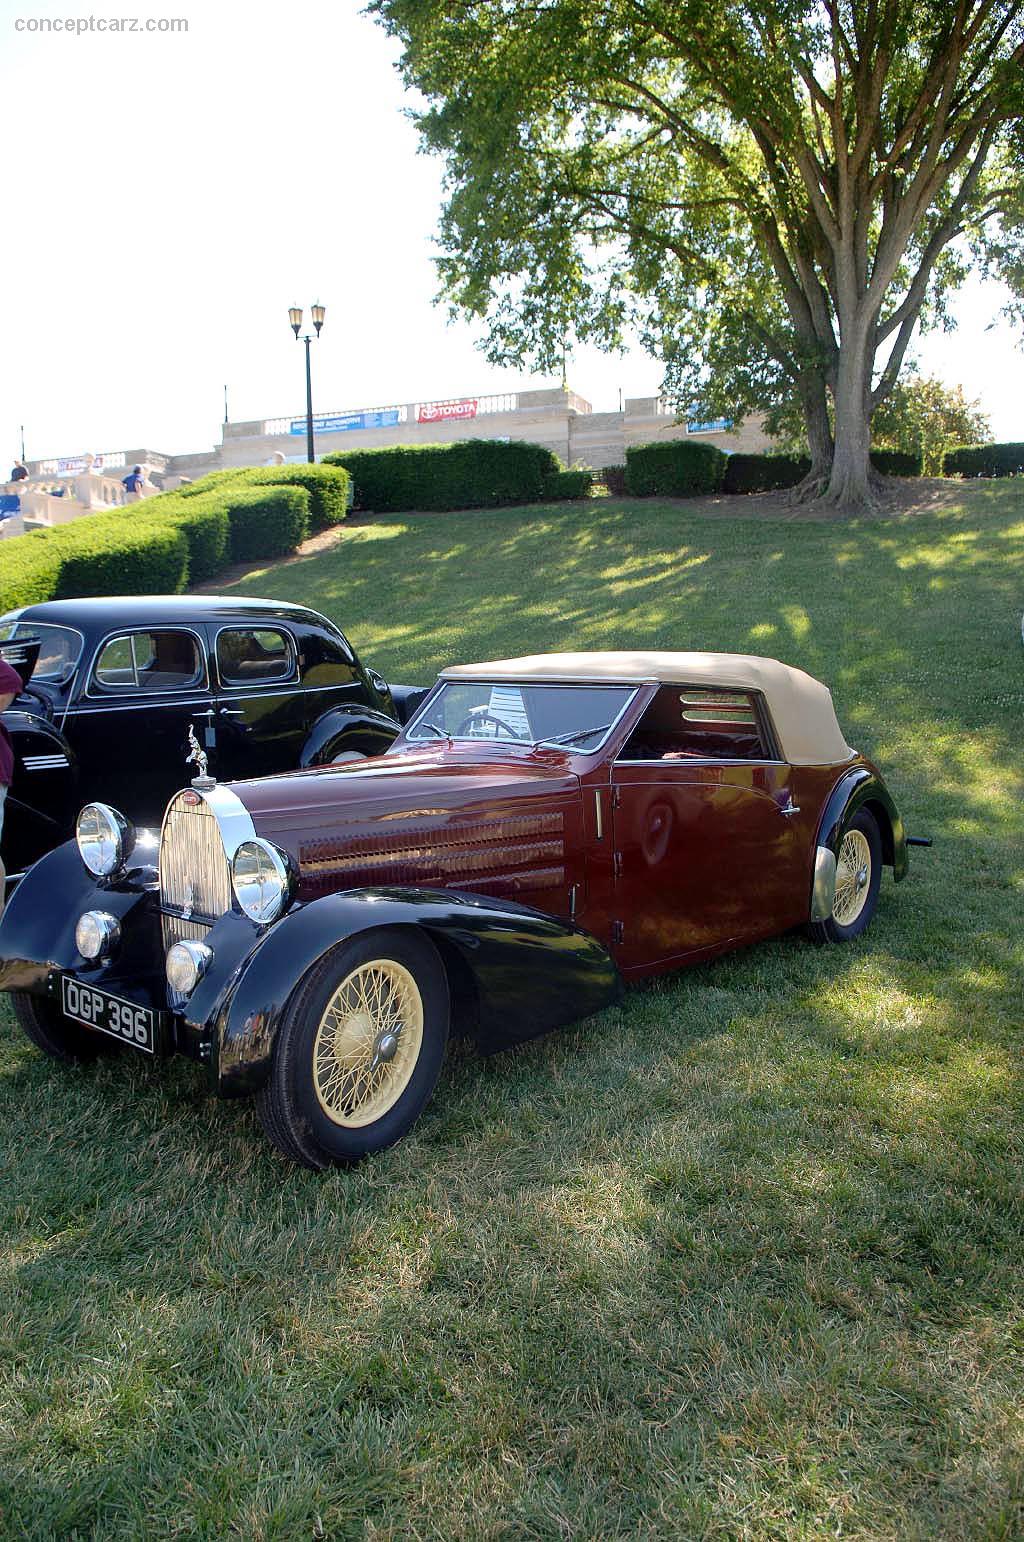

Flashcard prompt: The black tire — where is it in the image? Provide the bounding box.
[256,928,449,1169]
[12,991,112,1064]
[806,807,882,944]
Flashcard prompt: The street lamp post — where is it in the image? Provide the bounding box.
[288,303,326,464]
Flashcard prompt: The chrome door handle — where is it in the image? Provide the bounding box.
[218,707,245,717]
[194,708,216,718]
[779,799,801,816]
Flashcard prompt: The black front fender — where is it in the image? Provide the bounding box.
[300,705,400,767]
[816,765,908,882]
[215,887,621,1097]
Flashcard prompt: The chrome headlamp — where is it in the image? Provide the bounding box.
[231,839,294,925]
[75,910,120,960]
[76,802,135,877]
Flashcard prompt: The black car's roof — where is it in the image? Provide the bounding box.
[5,595,332,632]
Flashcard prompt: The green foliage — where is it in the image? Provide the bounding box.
[179,463,351,534]
[626,441,726,498]
[872,376,991,475]
[325,440,561,512]
[723,453,811,494]
[372,0,1024,503]
[599,465,628,497]
[870,449,922,478]
[51,514,189,599]
[943,441,1024,477]
[222,485,310,562]
[542,468,593,500]
[162,494,231,584]
[0,533,63,614]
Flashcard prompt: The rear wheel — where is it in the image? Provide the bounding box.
[256,929,449,1168]
[12,992,112,1064]
[807,807,882,944]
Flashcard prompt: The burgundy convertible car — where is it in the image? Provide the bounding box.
[0,651,911,1167]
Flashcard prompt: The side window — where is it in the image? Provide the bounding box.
[620,685,772,761]
[217,628,295,687]
[93,631,204,692]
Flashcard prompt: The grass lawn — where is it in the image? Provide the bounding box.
[2,488,1022,1538]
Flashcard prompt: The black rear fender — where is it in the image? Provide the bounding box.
[388,684,430,725]
[816,767,908,882]
[214,887,621,1097]
[300,705,401,767]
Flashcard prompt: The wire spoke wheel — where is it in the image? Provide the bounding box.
[832,827,872,927]
[312,959,424,1128]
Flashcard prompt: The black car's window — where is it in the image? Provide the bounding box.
[217,628,295,687]
[0,619,82,682]
[93,630,205,692]
[620,685,774,762]
[407,681,635,750]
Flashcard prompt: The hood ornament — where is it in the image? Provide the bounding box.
[186,723,215,790]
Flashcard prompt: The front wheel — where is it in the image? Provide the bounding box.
[12,991,113,1064]
[806,807,882,944]
[256,929,450,1168]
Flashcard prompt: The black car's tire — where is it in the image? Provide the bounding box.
[806,807,882,944]
[256,929,450,1169]
[12,991,111,1064]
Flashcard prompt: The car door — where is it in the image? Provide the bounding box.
[608,684,808,971]
[210,623,308,781]
[66,626,212,824]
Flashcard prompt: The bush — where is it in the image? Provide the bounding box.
[324,440,561,512]
[51,515,189,599]
[179,463,351,533]
[942,442,1024,478]
[162,494,231,583]
[542,469,593,501]
[870,448,921,477]
[223,485,310,562]
[722,453,811,494]
[0,531,65,614]
[625,440,727,497]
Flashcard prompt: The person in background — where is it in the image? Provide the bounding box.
[122,464,146,501]
[0,657,24,912]
[9,463,28,482]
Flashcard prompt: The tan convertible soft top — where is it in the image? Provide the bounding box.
[442,651,854,767]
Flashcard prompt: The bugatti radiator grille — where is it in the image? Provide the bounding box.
[159,792,232,952]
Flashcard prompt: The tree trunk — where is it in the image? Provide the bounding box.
[790,371,834,502]
[823,324,875,510]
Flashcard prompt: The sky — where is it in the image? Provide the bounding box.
[1,0,1021,464]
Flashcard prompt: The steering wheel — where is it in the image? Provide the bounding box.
[455,708,519,739]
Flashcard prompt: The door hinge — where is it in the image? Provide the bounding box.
[612,785,621,809]
[568,883,578,919]
[611,920,625,945]
[613,850,623,879]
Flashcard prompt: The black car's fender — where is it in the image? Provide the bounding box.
[1,712,79,876]
[815,765,908,884]
[214,887,622,1097]
[388,684,431,725]
[300,704,401,767]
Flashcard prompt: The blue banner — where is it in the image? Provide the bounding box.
[289,410,400,435]
[686,417,733,434]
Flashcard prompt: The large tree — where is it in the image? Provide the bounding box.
[370,0,1024,508]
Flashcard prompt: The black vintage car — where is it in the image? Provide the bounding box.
[0,596,424,880]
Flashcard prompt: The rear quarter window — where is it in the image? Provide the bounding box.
[217,628,295,687]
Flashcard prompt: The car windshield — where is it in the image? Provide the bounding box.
[407,681,636,750]
[0,618,83,684]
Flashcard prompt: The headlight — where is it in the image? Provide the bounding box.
[75,910,120,960]
[76,803,135,877]
[166,939,213,995]
[231,839,294,924]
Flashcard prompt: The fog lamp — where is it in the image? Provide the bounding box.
[166,940,213,996]
[75,910,120,961]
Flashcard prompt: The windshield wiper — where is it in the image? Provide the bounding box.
[415,720,453,744]
[537,722,613,750]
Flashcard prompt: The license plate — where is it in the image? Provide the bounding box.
[60,976,158,1054]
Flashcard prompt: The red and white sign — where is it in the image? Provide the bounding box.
[417,398,478,424]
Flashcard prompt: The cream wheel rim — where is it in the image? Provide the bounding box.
[832,828,872,926]
[312,959,424,1128]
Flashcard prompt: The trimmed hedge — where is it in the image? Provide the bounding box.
[543,469,593,501]
[723,453,811,494]
[324,440,561,513]
[625,440,727,497]
[870,448,922,477]
[0,531,65,615]
[222,485,310,562]
[179,463,351,533]
[599,465,628,497]
[52,514,188,599]
[942,442,1024,478]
